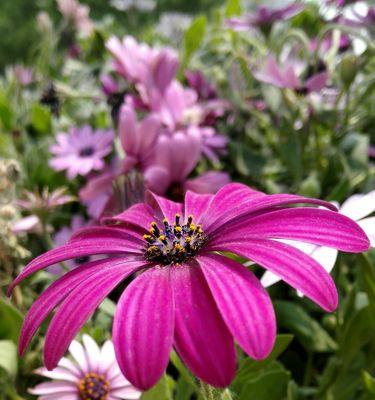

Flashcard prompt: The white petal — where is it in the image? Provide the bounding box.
[82,334,101,372]
[357,217,375,247]
[311,246,338,274]
[260,271,281,287]
[39,395,78,400]
[34,367,78,383]
[68,340,89,374]
[340,190,375,221]
[110,387,142,399]
[29,382,77,395]
[99,340,116,374]
[58,357,82,378]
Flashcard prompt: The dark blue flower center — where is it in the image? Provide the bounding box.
[144,214,206,265]
[79,372,109,400]
[79,147,95,157]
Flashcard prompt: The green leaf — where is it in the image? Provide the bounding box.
[225,0,241,17]
[339,305,375,367]
[0,299,23,342]
[230,142,267,178]
[0,340,17,377]
[274,301,337,352]
[0,89,13,130]
[31,103,52,134]
[140,374,173,400]
[99,298,116,316]
[233,334,293,391]
[170,351,198,390]
[182,16,206,67]
[362,370,375,395]
[238,361,290,400]
[359,254,375,313]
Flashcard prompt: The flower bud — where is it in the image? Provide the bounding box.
[339,55,358,88]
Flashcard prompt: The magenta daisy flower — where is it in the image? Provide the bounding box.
[29,334,141,400]
[9,183,369,390]
[49,125,114,180]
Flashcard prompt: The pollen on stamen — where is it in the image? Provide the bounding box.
[144,214,206,265]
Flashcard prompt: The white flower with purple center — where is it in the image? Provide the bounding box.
[29,334,141,400]
[49,125,114,180]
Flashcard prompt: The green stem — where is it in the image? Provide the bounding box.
[199,381,216,400]
[303,351,314,386]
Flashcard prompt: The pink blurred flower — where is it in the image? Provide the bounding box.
[29,334,141,399]
[150,81,228,162]
[106,35,179,95]
[185,70,217,100]
[100,74,120,96]
[10,184,370,389]
[12,215,42,235]
[119,104,161,172]
[57,0,94,35]
[226,3,304,31]
[12,65,33,86]
[253,55,328,94]
[49,125,114,180]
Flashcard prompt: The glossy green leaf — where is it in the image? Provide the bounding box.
[182,16,206,67]
[274,301,337,352]
[0,340,17,377]
[0,299,23,342]
[31,103,52,134]
[225,0,241,17]
[140,374,173,400]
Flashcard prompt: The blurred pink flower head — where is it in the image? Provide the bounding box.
[57,0,94,35]
[119,104,161,172]
[12,65,33,86]
[149,81,228,162]
[144,128,227,198]
[49,125,114,180]
[253,55,328,94]
[29,334,141,399]
[11,183,370,389]
[185,70,217,100]
[106,35,179,95]
[226,3,304,31]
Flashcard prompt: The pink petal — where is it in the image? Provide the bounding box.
[212,208,370,252]
[200,183,264,230]
[113,267,174,390]
[19,258,125,356]
[8,239,142,295]
[149,192,183,223]
[305,72,328,93]
[198,254,276,360]
[184,191,213,224]
[102,203,156,232]
[44,260,146,370]
[34,367,78,383]
[171,262,236,387]
[204,186,337,235]
[70,226,142,243]
[209,239,338,311]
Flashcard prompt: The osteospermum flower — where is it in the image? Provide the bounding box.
[9,183,369,390]
[49,125,114,180]
[29,334,141,400]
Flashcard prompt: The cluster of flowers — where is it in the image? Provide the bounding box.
[49,36,229,223]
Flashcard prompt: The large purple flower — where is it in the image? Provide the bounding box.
[9,183,369,390]
[49,125,114,180]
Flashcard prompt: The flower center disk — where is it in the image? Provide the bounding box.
[79,372,110,400]
[144,214,206,265]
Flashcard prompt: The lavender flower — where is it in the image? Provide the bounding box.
[49,125,114,180]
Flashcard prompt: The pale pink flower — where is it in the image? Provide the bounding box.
[49,125,114,180]
[57,0,94,35]
[29,334,141,399]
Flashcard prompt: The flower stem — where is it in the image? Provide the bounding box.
[199,381,216,400]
